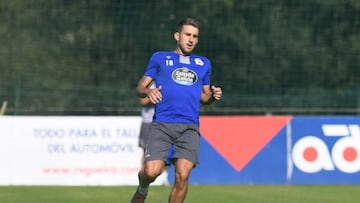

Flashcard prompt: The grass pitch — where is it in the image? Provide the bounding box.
[0,185,359,203]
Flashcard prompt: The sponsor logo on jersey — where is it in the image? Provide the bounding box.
[172,68,198,86]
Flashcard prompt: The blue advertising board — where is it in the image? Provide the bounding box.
[290,116,360,184]
[168,116,360,184]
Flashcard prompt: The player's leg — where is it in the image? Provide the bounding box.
[168,158,194,203]
[168,123,200,203]
[131,122,172,203]
[140,122,173,182]
[131,160,166,203]
[140,160,165,186]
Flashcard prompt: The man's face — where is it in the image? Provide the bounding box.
[175,25,199,55]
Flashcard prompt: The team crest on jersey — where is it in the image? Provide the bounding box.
[172,68,198,86]
[194,58,204,66]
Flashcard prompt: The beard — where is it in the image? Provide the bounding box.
[178,42,194,55]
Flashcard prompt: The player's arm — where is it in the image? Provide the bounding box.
[200,85,222,105]
[136,76,153,98]
[137,79,154,106]
[138,95,152,106]
[136,76,162,104]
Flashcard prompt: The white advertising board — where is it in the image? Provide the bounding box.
[0,116,168,186]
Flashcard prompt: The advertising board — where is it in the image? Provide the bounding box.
[1,116,359,185]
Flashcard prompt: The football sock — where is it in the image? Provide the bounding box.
[138,186,148,195]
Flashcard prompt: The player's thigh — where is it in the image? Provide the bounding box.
[146,122,172,162]
[174,124,200,165]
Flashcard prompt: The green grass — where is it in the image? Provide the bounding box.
[0,185,359,203]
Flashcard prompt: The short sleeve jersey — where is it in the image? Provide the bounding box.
[144,51,211,125]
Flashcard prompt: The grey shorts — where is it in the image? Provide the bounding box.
[139,122,152,149]
[144,122,200,165]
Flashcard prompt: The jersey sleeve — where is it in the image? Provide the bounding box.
[203,58,212,85]
[144,52,160,79]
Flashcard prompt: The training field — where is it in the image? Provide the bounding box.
[0,185,359,203]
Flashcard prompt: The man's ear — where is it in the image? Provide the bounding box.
[174,32,179,41]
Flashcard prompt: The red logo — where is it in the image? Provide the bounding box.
[200,116,292,171]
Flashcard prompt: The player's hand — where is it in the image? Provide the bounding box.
[146,85,163,104]
[211,85,222,100]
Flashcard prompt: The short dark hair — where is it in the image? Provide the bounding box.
[176,17,201,32]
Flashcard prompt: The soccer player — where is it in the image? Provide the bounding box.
[131,17,222,203]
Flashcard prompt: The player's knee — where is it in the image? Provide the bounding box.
[145,168,162,180]
[175,170,190,182]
